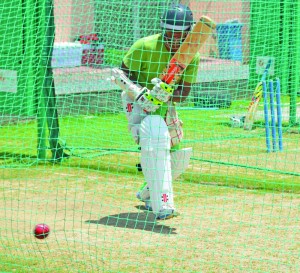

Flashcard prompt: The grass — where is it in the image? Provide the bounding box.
[0,98,299,272]
[1,102,300,190]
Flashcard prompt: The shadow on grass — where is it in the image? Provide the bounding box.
[85,211,177,235]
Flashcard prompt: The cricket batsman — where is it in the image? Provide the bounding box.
[111,4,200,220]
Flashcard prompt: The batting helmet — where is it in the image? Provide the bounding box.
[160,4,194,31]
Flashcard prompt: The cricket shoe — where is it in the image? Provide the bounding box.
[136,191,144,201]
[144,199,153,211]
[136,191,152,211]
[156,209,179,220]
[136,183,152,210]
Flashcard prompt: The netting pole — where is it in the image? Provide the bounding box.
[36,0,51,161]
[22,0,48,160]
[288,0,300,126]
[37,96,47,160]
[36,0,67,161]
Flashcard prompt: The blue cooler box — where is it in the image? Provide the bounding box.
[216,23,243,61]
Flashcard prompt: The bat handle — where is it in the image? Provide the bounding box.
[161,59,185,85]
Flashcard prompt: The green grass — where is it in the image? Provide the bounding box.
[1,103,299,193]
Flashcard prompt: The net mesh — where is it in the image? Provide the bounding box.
[0,0,299,272]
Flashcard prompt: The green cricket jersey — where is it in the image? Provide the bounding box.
[123,33,200,90]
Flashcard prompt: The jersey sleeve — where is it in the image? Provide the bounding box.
[122,39,144,73]
[181,53,200,84]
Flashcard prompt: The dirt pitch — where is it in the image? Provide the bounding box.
[0,166,299,273]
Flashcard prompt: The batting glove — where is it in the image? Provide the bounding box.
[150,78,174,102]
[135,87,163,112]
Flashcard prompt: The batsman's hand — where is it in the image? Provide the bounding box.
[150,78,174,102]
[135,87,163,112]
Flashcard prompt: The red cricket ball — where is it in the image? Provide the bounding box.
[33,223,50,239]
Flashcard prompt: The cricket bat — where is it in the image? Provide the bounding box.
[243,59,272,130]
[111,16,216,101]
[160,15,217,85]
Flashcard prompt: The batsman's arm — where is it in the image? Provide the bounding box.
[168,52,200,103]
[120,62,138,85]
[171,81,192,103]
[111,63,162,112]
[118,62,191,104]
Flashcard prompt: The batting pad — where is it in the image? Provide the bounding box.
[140,115,174,214]
[121,91,146,144]
[171,147,192,180]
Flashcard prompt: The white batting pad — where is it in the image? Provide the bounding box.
[121,91,146,144]
[121,91,145,125]
[171,147,192,180]
[140,115,174,214]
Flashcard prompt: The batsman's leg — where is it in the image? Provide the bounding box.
[171,147,192,180]
[136,147,192,210]
[140,115,176,219]
[121,91,153,210]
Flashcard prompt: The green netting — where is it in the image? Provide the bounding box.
[0,0,299,272]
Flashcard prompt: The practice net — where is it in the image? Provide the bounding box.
[0,0,299,272]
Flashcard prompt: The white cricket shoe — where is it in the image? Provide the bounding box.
[136,183,152,210]
[144,199,153,211]
[136,194,152,211]
[136,191,144,201]
[156,208,179,220]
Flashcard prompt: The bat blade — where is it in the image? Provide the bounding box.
[160,15,216,85]
[243,82,263,130]
[243,59,272,130]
